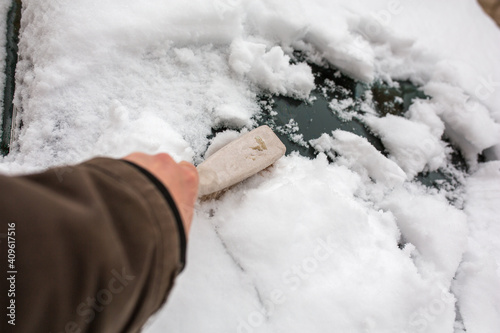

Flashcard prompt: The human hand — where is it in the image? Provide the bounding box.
[123,153,199,237]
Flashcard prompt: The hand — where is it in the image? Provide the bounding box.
[123,153,199,237]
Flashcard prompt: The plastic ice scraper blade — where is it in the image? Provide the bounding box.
[197,125,286,197]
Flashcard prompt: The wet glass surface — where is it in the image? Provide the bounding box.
[254,62,429,158]
[250,61,466,189]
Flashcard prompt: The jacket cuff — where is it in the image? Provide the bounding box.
[123,160,186,271]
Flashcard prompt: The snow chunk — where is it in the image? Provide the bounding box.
[407,99,445,138]
[229,39,315,99]
[364,114,446,178]
[381,186,468,283]
[329,97,354,114]
[424,82,500,163]
[306,26,376,83]
[310,130,406,187]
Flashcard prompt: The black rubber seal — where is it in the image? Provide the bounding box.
[123,160,186,271]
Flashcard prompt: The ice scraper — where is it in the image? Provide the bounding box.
[197,125,286,198]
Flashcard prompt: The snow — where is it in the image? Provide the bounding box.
[229,39,315,99]
[381,185,468,284]
[151,154,458,333]
[0,0,499,332]
[310,130,406,187]
[364,114,447,179]
[454,162,500,333]
[329,97,354,114]
[424,82,500,164]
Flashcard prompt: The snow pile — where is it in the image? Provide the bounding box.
[152,155,458,333]
[310,130,406,187]
[229,39,315,99]
[423,82,500,163]
[0,0,499,332]
[364,114,447,179]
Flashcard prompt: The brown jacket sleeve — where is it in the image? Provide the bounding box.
[0,157,187,333]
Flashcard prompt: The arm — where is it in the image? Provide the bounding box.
[0,154,198,332]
